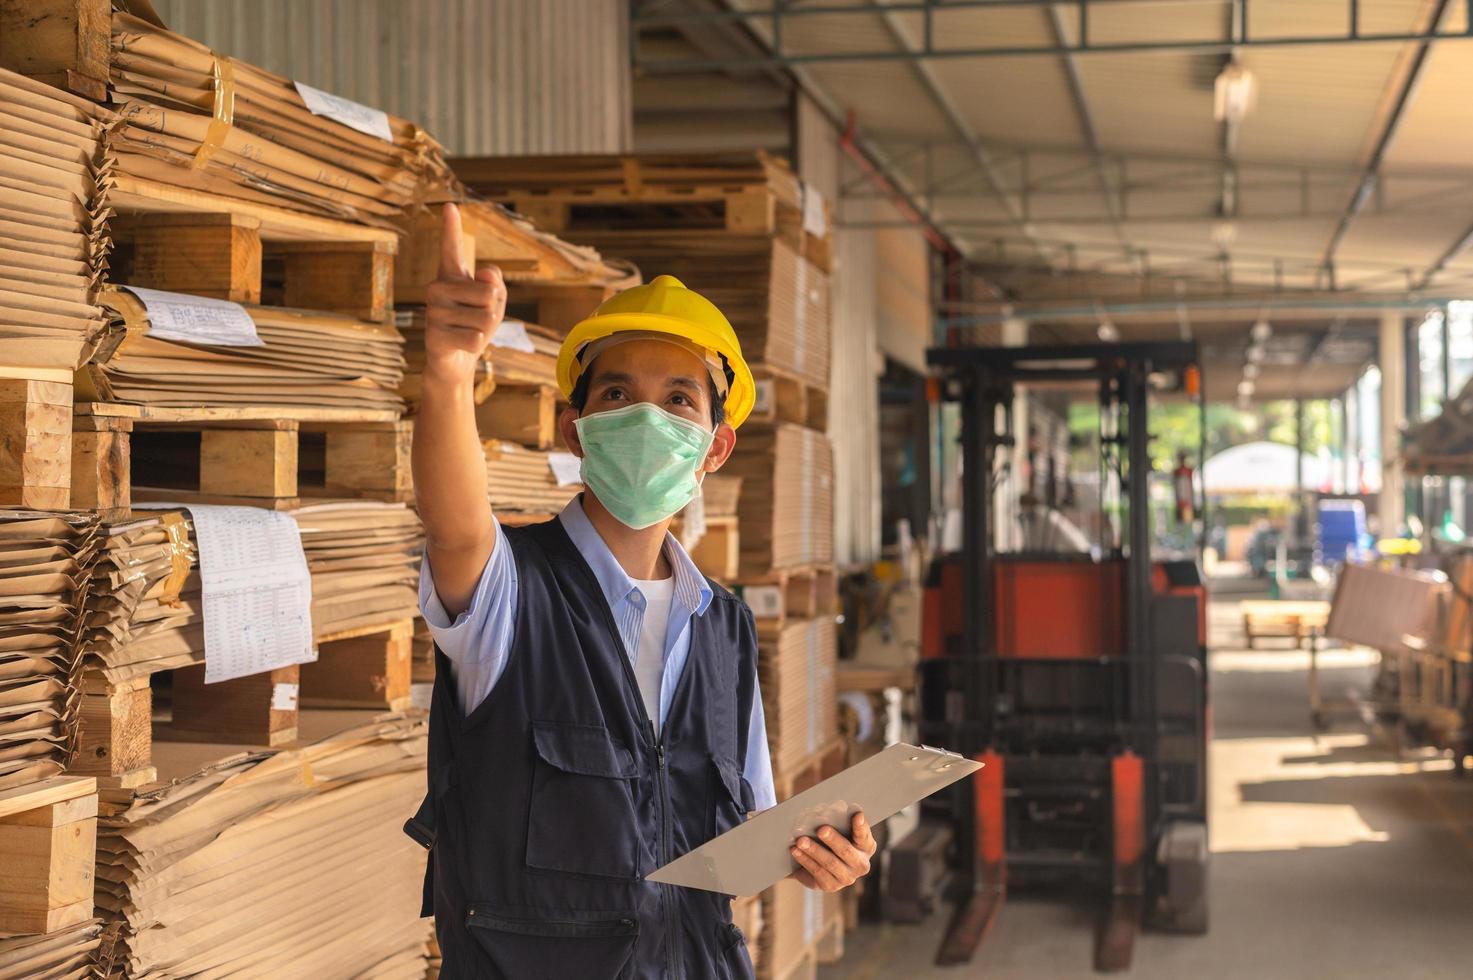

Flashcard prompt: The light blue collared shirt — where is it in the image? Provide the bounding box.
[419,496,776,811]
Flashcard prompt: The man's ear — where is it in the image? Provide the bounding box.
[558,406,584,457]
[703,422,736,474]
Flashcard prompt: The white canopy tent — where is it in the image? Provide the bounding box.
[1204,441,1331,495]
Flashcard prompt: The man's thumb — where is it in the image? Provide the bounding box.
[475,264,502,284]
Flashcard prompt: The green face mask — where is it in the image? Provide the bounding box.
[574,402,716,530]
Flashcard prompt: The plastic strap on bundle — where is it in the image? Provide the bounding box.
[191,53,236,170]
[158,512,192,606]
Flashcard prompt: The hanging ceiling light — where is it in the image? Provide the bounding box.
[1243,362,1261,379]
[1097,318,1120,342]
[1246,343,1265,363]
[1237,379,1255,398]
[1251,319,1272,342]
[1214,61,1258,125]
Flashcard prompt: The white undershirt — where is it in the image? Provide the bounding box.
[632,575,675,736]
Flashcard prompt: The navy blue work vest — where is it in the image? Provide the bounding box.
[405,518,760,979]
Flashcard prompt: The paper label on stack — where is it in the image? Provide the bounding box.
[137,504,316,682]
[547,452,583,487]
[124,286,263,347]
[293,81,394,141]
[742,585,783,619]
[801,183,827,238]
[271,682,299,711]
[492,318,538,353]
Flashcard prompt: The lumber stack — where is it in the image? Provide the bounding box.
[93,713,429,978]
[759,879,844,980]
[758,617,839,776]
[482,440,581,519]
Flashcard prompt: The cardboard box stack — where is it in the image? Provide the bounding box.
[455,150,841,978]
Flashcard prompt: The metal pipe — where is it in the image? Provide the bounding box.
[942,294,1448,327]
[838,113,954,254]
[633,30,1473,73]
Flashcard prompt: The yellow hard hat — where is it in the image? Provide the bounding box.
[557,275,756,429]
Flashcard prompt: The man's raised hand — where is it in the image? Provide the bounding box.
[423,202,507,383]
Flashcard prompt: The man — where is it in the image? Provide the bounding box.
[406,203,874,979]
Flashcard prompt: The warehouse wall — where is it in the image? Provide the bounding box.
[149,0,631,155]
[796,96,883,568]
[875,225,932,374]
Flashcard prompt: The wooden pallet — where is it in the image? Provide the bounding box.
[772,736,847,803]
[750,367,829,431]
[0,776,98,935]
[687,514,740,582]
[109,214,394,322]
[76,618,419,785]
[452,152,832,272]
[738,566,837,637]
[0,373,73,509]
[72,403,410,517]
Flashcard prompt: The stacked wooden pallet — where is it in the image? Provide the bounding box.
[456,150,841,979]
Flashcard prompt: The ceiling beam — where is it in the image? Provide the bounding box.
[1316,0,1453,287]
[862,0,1058,262]
[1417,218,1473,288]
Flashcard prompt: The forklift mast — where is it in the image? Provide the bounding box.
[922,342,1210,971]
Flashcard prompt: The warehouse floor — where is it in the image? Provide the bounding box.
[822,587,1473,980]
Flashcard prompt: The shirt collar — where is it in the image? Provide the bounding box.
[558,496,714,618]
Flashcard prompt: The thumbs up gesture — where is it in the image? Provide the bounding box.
[423,202,507,384]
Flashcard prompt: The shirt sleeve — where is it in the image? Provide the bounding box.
[417,519,518,716]
[744,677,778,812]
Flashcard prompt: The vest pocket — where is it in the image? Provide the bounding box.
[466,903,638,980]
[717,921,754,980]
[711,758,755,839]
[526,721,642,879]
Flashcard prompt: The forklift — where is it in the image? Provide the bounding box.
[920,342,1210,971]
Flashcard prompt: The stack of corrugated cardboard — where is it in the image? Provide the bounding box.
[93,714,429,978]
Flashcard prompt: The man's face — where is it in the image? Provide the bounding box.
[559,337,737,480]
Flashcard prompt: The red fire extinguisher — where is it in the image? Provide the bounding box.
[1173,452,1196,523]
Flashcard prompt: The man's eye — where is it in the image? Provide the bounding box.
[603,388,626,401]
[670,393,692,407]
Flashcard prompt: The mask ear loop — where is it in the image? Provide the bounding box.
[679,481,707,553]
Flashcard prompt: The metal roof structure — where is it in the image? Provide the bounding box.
[633,0,1473,399]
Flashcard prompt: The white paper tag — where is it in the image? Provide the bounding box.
[492,318,537,353]
[753,378,775,416]
[293,81,394,142]
[124,286,262,347]
[271,682,299,711]
[801,183,828,238]
[742,585,783,619]
[410,682,434,711]
[136,504,315,683]
[547,452,583,487]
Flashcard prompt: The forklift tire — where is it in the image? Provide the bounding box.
[1152,821,1209,935]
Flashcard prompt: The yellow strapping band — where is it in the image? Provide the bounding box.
[157,512,192,607]
[191,53,235,170]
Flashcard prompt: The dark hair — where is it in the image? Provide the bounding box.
[570,354,729,428]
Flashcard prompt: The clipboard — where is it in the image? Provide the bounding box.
[647,743,981,896]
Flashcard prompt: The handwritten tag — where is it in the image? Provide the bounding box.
[124,286,262,347]
[294,81,394,142]
[547,452,583,487]
[492,318,537,353]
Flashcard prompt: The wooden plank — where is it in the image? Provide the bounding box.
[165,664,299,747]
[688,515,740,582]
[200,426,298,498]
[275,240,395,322]
[69,413,131,514]
[78,401,400,423]
[0,378,71,508]
[120,212,263,303]
[300,620,413,710]
[0,776,95,821]
[0,0,109,97]
[74,675,152,778]
[320,421,412,500]
[474,384,557,450]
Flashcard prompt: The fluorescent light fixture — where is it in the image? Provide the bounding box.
[1215,61,1258,124]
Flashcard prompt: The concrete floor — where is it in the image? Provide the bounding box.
[821,588,1473,980]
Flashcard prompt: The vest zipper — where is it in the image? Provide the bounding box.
[651,720,682,979]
